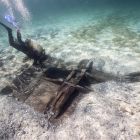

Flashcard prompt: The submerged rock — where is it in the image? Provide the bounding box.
[0,59,4,67]
[1,86,13,95]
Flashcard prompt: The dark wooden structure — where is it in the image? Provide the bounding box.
[1,23,140,121]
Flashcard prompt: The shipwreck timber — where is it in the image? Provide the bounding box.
[0,23,140,121]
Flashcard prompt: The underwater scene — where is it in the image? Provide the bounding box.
[0,0,140,140]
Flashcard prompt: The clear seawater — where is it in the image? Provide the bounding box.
[1,0,140,75]
[0,1,140,140]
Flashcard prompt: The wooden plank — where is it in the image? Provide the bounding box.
[47,61,93,119]
[25,79,59,113]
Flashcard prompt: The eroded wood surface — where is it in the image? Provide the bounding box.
[1,54,140,123]
[0,59,94,121]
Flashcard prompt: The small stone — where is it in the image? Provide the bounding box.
[120,102,134,115]
[22,131,26,135]
[0,86,13,95]
[0,60,4,67]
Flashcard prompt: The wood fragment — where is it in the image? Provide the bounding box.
[1,23,140,122]
[47,60,93,119]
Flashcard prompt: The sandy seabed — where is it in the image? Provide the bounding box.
[0,8,140,140]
